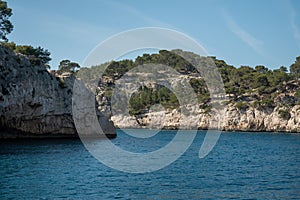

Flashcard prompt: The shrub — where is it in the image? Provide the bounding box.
[278,109,291,120]
[235,101,249,110]
[252,98,275,109]
[104,87,113,98]
[295,89,300,98]
[261,98,274,108]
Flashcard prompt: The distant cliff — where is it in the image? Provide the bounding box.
[0,45,116,138]
[1,44,299,135]
[111,103,300,132]
[107,81,300,132]
[89,50,300,133]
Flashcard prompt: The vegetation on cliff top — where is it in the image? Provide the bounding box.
[77,50,300,116]
[0,1,53,68]
[0,1,80,72]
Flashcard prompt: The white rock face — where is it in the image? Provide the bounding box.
[95,71,300,133]
[92,59,300,133]
[111,103,300,132]
[0,46,116,138]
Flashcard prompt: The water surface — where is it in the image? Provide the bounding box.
[1,130,299,199]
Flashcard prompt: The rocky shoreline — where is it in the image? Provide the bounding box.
[110,103,300,133]
[1,44,300,138]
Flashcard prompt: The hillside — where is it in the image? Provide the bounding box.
[78,49,300,132]
[1,44,299,134]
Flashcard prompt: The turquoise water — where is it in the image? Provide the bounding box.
[1,130,300,199]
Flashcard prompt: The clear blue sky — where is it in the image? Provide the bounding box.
[7,0,300,70]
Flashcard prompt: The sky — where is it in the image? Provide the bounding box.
[7,0,300,70]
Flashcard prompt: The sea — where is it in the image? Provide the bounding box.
[1,129,300,199]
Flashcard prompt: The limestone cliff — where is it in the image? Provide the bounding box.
[97,74,300,133]
[2,43,298,135]
[0,45,116,138]
[73,49,300,133]
[111,103,300,132]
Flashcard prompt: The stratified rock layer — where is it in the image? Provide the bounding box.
[111,103,300,132]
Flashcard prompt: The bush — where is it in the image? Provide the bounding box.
[258,86,276,95]
[128,85,179,115]
[235,101,249,110]
[104,87,113,98]
[261,98,274,108]
[295,89,300,98]
[252,98,274,108]
[278,109,291,120]
[1,42,51,67]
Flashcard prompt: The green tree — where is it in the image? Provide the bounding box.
[34,46,51,66]
[268,69,289,86]
[0,42,51,67]
[290,56,300,80]
[255,65,268,74]
[0,40,15,50]
[0,0,13,41]
[58,59,80,73]
[254,74,269,88]
[279,66,287,73]
[14,45,51,67]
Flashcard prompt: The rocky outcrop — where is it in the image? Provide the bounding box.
[224,104,300,132]
[2,42,298,135]
[0,45,116,138]
[111,103,300,132]
[97,70,300,132]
